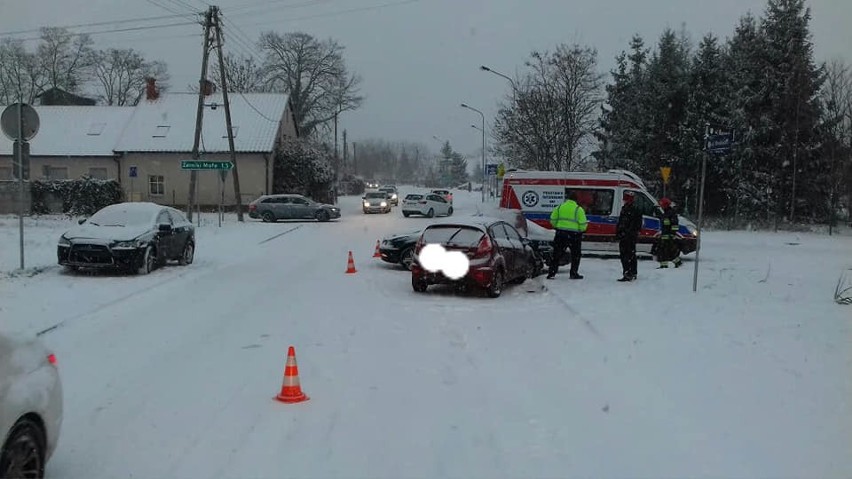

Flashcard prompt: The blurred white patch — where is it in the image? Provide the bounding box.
[418,244,471,279]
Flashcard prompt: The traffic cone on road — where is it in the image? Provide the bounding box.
[345,251,357,274]
[373,240,382,258]
[274,346,309,404]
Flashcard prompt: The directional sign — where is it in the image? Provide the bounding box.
[660,166,671,184]
[706,132,734,154]
[181,160,233,170]
[486,163,498,176]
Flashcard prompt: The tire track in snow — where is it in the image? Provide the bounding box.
[538,279,604,340]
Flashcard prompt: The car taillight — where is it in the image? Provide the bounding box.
[474,235,492,258]
[249,204,257,211]
[414,237,425,254]
[48,354,57,366]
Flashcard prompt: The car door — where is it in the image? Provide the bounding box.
[502,222,532,277]
[488,222,515,273]
[167,209,190,257]
[273,196,294,219]
[155,209,175,259]
[425,194,442,215]
[431,195,450,215]
[292,196,315,218]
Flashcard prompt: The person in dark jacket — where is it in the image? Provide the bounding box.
[655,197,683,268]
[616,191,643,281]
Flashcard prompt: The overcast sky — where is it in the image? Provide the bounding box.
[1,0,850,157]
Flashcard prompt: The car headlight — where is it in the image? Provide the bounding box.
[58,236,71,246]
[381,201,387,207]
[391,194,397,199]
[364,201,370,207]
[113,239,145,249]
[686,225,698,237]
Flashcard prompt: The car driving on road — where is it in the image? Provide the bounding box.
[378,186,399,206]
[401,193,453,218]
[58,202,196,275]
[363,191,392,214]
[1,332,63,479]
[249,194,341,222]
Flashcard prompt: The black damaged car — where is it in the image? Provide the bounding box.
[58,202,195,275]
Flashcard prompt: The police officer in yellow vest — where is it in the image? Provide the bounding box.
[547,190,588,279]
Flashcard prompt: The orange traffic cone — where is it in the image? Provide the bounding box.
[373,240,382,258]
[275,346,309,403]
[345,251,357,274]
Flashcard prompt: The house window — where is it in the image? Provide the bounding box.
[149,175,165,196]
[88,167,108,179]
[0,167,11,180]
[153,125,170,138]
[223,126,239,138]
[42,166,68,180]
[87,122,106,136]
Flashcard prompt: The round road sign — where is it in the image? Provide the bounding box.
[1,103,40,141]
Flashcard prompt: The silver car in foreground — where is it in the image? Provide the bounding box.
[1,332,63,478]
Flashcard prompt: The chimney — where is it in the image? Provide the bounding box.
[202,79,217,96]
[145,77,159,101]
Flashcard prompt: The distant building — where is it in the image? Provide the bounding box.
[0,79,299,208]
[36,87,97,106]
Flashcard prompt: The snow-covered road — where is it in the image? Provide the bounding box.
[2,189,851,478]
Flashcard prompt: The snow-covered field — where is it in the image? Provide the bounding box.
[1,189,851,478]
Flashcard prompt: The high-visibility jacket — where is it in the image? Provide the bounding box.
[550,200,588,232]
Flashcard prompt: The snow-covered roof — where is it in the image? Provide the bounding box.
[0,106,135,157]
[114,92,288,153]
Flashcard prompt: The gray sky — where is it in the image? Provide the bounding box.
[1,0,850,157]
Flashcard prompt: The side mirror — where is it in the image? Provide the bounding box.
[159,224,173,232]
[78,218,86,225]
[521,237,531,246]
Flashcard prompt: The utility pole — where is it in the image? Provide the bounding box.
[343,129,348,174]
[353,141,357,175]
[213,7,244,221]
[187,6,215,222]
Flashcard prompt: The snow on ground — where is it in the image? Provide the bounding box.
[2,188,851,478]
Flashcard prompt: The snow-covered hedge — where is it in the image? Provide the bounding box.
[30,177,124,216]
[273,139,335,202]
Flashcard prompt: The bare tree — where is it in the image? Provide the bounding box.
[0,38,45,103]
[89,48,170,106]
[492,44,604,171]
[259,31,363,138]
[220,54,267,93]
[821,60,852,225]
[36,27,94,92]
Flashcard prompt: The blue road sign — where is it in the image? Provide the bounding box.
[486,163,498,175]
[706,132,734,154]
[129,166,138,178]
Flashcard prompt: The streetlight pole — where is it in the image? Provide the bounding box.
[480,65,517,100]
[461,103,485,203]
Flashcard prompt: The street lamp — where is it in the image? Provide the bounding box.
[480,65,517,98]
[460,103,486,202]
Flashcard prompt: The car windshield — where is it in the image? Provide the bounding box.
[365,192,386,199]
[405,194,423,200]
[421,226,484,248]
[87,207,154,227]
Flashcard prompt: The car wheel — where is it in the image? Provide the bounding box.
[486,269,504,298]
[178,241,194,266]
[137,246,156,275]
[412,275,428,293]
[315,210,330,222]
[426,208,434,218]
[0,418,46,479]
[262,211,276,223]
[447,206,453,216]
[400,247,415,270]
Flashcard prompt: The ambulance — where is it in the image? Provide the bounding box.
[499,169,698,255]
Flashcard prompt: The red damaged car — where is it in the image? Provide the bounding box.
[410,218,542,298]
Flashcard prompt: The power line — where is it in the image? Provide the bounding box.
[144,0,192,18]
[228,0,333,16]
[9,21,200,42]
[0,13,189,37]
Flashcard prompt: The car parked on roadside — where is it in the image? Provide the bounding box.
[402,193,453,218]
[378,186,399,206]
[248,194,340,223]
[363,191,392,214]
[411,218,542,298]
[58,202,195,275]
[1,332,63,479]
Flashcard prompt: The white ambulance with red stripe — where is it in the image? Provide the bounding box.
[499,169,698,255]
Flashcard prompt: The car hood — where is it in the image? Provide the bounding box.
[385,230,421,241]
[62,224,151,243]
